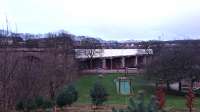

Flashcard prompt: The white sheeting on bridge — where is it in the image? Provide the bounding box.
[75,49,153,59]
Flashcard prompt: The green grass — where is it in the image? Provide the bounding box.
[75,73,200,109]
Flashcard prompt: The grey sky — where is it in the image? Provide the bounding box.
[1,0,200,41]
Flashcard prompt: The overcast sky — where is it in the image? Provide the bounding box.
[1,0,200,41]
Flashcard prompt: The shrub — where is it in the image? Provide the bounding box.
[26,99,37,111]
[112,108,127,112]
[56,84,78,108]
[16,96,54,112]
[113,91,160,112]
[35,96,44,108]
[90,80,108,106]
[147,95,159,112]
[16,98,36,112]
[42,99,54,109]
[127,90,145,112]
[16,100,25,111]
[67,84,78,103]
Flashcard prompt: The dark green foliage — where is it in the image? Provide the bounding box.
[147,95,159,112]
[16,96,54,112]
[15,99,36,112]
[67,84,78,103]
[90,80,109,106]
[26,99,37,111]
[35,96,44,108]
[16,100,25,111]
[145,47,200,89]
[113,91,160,112]
[56,84,78,108]
[112,107,127,112]
[42,99,53,109]
[127,91,145,112]
[56,92,67,108]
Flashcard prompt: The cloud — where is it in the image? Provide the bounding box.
[1,0,200,40]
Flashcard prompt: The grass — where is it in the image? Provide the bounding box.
[75,73,200,109]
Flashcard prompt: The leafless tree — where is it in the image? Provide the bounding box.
[43,33,78,112]
[0,32,78,112]
[0,49,19,112]
[78,37,103,69]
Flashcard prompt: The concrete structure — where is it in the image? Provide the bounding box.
[76,49,153,73]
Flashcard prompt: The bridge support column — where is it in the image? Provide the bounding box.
[144,55,147,65]
[102,58,106,69]
[121,57,125,68]
[135,56,138,67]
[110,57,113,70]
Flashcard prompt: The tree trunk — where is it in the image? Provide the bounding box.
[155,82,158,88]
[90,59,93,69]
[191,79,195,88]
[178,81,182,91]
[53,106,57,112]
[166,81,170,91]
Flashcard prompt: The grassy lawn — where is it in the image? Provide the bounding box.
[75,73,200,109]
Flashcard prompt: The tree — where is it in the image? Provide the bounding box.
[127,91,145,112]
[113,91,159,112]
[112,108,127,112]
[0,32,78,112]
[79,37,103,69]
[43,32,78,112]
[186,88,195,112]
[90,81,108,106]
[0,48,20,112]
[145,46,200,91]
[35,96,44,109]
[147,95,159,112]
[15,98,36,112]
[56,84,78,108]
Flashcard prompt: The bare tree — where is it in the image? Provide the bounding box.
[0,32,78,112]
[78,37,103,69]
[145,45,200,91]
[0,49,19,112]
[43,32,78,112]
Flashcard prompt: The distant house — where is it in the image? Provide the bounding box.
[76,49,153,73]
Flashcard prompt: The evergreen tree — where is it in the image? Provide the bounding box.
[112,107,127,112]
[90,80,108,106]
[35,96,44,108]
[127,90,145,112]
[147,95,159,112]
[113,91,160,112]
[16,100,25,112]
[56,84,78,108]
[15,99,36,112]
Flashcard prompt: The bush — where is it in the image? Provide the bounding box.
[42,99,54,109]
[127,90,145,112]
[16,98,36,112]
[26,99,37,111]
[147,95,159,112]
[56,84,78,108]
[113,91,159,112]
[35,96,44,108]
[16,96,54,112]
[90,80,108,106]
[16,100,25,111]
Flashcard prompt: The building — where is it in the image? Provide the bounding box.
[76,49,153,73]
